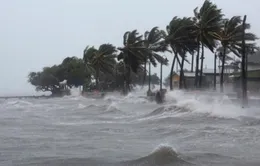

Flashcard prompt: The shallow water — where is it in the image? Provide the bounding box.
[1,88,260,166]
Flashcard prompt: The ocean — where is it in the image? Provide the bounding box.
[1,87,260,166]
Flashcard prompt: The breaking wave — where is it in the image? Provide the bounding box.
[3,86,260,166]
[18,145,193,166]
[164,90,256,119]
[121,145,192,166]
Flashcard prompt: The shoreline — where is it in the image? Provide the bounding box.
[0,95,51,100]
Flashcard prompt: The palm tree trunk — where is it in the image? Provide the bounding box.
[142,59,147,87]
[191,53,194,72]
[96,68,100,90]
[160,62,163,91]
[170,56,176,90]
[122,62,127,94]
[214,53,217,90]
[195,43,200,88]
[127,53,132,92]
[83,83,85,92]
[241,15,248,106]
[174,54,185,89]
[115,66,118,89]
[179,55,185,89]
[220,47,226,93]
[199,44,204,88]
[148,61,151,92]
[127,66,131,91]
[125,52,131,93]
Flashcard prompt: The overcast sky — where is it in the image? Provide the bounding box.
[1,0,259,96]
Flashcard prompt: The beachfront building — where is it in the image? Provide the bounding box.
[170,67,234,90]
[171,71,207,89]
[247,51,260,70]
[232,51,260,94]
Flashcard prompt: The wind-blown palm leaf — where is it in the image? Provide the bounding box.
[212,16,258,56]
[211,15,258,92]
[83,46,97,64]
[152,53,169,65]
[83,44,117,89]
[216,46,231,54]
[166,16,198,90]
[193,0,224,52]
[118,30,146,73]
[140,27,170,88]
[91,44,117,74]
[166,16,197,55]
[84,64,95,75]
[143,27,171,67]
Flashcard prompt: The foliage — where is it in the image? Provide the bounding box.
[28,65,63,94]
[143,27,169,66]
[28,57,90,94]
[83,44,117,89]
[61,57,89,87]
[118,30,145,73]
[193,0,224,87]
[212,16,258,56]
[166,16,197,89]
[28,0,259,95]
[166,16,197,55]
[194,0,224,52]
[211,15,258,92]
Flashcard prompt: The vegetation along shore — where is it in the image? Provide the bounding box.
[28,0,258,105]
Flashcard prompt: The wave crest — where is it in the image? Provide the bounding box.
[144,105,189,118]
[122,145,191,166]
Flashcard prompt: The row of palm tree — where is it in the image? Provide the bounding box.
[83,28,169,94]
[81,0,258,95]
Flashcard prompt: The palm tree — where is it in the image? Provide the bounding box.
[117,30,146,92]
[193,0,224,88]
[142,27,170,93]
[211,16,258,92]
[213,52,217,90]
[191,52,195,72]
[83,44,117,90]
[241,15,248,106]
[114,61,128,91]
[166,16,197,90]
[160,58,168,90]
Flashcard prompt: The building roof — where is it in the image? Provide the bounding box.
[183,72,196,77]
[174,71,205,77]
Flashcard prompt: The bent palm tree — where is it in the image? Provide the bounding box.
[143,27,170,92]
[118,30,146,92]
[193,0,224,88]
[114,61,127,89]
[211,16,258,92]
[166,16,197,90]
[83,44,117,90]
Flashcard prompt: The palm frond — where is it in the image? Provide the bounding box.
[193,0,224,52]
[167,16,198,55]
[98,43,117,55]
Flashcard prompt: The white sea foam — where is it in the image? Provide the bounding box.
[165,90,250,119]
